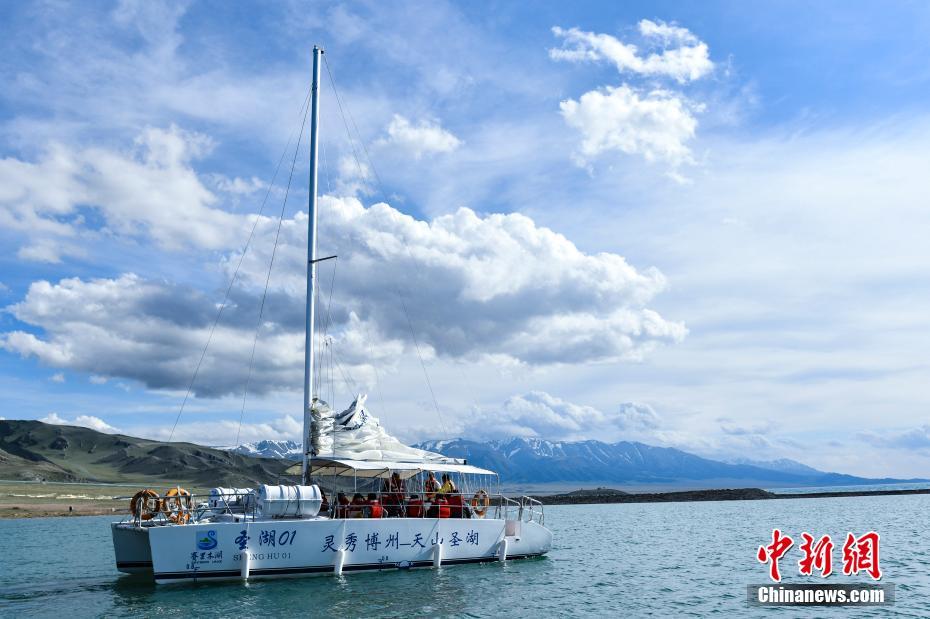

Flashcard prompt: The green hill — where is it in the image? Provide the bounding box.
[0,420,290,486]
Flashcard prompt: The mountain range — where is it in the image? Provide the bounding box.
[0,420,289,486]
[231,437,923,490]
[3,420,920,490]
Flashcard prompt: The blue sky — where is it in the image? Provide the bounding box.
[2,0,930,477]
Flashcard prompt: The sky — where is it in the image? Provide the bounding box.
[2,0,930,477]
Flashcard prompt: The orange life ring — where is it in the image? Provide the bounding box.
[162,487,192,524]
[470,490,490,517]
[130,489,161,520]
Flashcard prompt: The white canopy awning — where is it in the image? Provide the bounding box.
[307,457,498,479]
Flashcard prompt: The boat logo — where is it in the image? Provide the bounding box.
[197,530,218,550]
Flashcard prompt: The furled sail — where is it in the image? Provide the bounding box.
[310,394,457,463]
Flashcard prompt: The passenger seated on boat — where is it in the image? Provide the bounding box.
[447,491,464,518]
[382,472,406,516]
[424,471,440,500]
[438,473,457,495]
[406,494,423,517]
[319,488,330,516]
[381,493,400,517]
[336,492,350,518]
[366,492,383,518]
[428,497,450,519]
[349,493,366,518]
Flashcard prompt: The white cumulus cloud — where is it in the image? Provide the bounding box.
[378,114,462,159]
[0,125,239,262]
[1,198,684,396]
[0,273,306,397]
[550,21,712,172]
[233,196,687,366]
[550,21,713,83]
[560,85,699,167]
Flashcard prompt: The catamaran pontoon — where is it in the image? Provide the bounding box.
[110,46,552,584]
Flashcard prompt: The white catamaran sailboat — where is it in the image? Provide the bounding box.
[110,46,552,584]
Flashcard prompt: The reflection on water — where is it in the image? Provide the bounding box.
[3,494,930,617]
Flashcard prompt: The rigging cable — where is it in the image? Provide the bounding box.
[364,320,390,423]
[234,83,314,447]
[399,298,448,437]
[322,124,390,421]
[330,348,360,394]
[323,57,371,200]
[314,139,334,398]
[323,55,449,437]
[318,261,338,393]
[168,86,313,443]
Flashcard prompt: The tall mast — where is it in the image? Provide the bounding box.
[302,45,323,485]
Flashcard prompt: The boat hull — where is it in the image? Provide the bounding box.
[111,523,153,573]
[121,517,550,583]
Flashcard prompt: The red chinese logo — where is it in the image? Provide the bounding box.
[798,533,834,577]
[758,530,881,581]
[842,531,882,580]
[757,528,794,582]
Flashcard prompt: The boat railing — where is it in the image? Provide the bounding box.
[496,495,521,521]
[115,489,543,524]
[520,495,544,525]
[115,490,259,526]
[329,490,499,520]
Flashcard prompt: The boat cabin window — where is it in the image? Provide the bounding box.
[308,465,498,519]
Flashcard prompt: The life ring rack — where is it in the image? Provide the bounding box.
[470,489,490,518]
[130,489,161,520]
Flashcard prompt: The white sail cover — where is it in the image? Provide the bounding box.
[310,394,457,463]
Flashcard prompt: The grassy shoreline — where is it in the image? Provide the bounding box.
[0,480,207,519]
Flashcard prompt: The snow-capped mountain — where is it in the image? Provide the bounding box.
[412,437,913,488]
[230,439,302,460]
[229,436,919,488]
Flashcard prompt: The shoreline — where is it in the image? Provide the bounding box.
[536,487,930,505]
[0,480,205,520]
[0,503,121,519]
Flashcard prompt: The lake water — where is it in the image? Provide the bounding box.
[2,494,928,617]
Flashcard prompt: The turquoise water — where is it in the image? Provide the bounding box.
[2,495,929,617]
